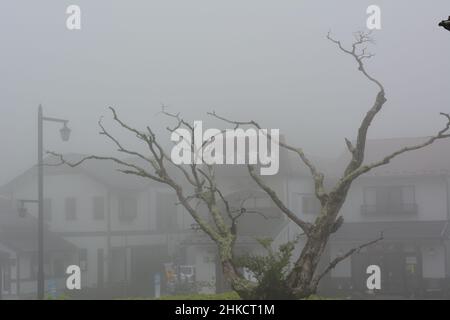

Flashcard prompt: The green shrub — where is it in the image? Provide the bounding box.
[124,292,339,300]
[121,291,241,300]
[235,237,298,299]
[45,293,72,300]
[303,294,337,300]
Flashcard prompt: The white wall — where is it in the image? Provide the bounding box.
[284,174,448,225]
[329,243,353,278]
[12,173,109,232]
[341,175,448,223]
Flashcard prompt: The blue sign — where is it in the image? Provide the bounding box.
[47,279,57,298]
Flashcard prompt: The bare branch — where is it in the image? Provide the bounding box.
[247,165,312,234]
[339,113,450,184]
[208,111,329,204]
[344,138,355,154]
[49,106,258,297]
[109,107,150,143]
[327,31,387,177]
[46,152,166,184]
[161,105,194,132]
[97,116,154,165]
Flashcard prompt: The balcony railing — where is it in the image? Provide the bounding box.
[361,203,418,215]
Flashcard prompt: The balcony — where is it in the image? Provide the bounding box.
[361,203,418,216]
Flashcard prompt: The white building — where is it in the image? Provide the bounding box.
[2,137,450,299]
[0,154,288,298]
[282,137,450,298]
[0,197,77,299]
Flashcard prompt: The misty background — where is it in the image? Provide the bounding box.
[1,0,450,185]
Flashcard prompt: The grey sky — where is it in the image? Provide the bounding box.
[1,0,450,185]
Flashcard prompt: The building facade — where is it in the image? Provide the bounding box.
[0,155,288,298]
[2,137,450,299]
[281,138,450,298]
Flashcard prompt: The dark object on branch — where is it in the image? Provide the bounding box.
[439,16,450,31]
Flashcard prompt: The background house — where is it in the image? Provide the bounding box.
[0,196,77,299]
[0,153,290,298]
[2,137,450,299]
[282,137,450,298]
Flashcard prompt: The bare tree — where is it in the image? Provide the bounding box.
[49,108,268,299]
[209,31,450,298]
[50,31,450,299]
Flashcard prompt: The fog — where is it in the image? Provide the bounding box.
[1,1,450,184]
[1,1,450,300]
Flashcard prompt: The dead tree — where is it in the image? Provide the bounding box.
[209,31,450,298]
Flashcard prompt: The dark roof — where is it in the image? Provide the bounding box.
[0,148,315,194]
[332,220,449,242]
[2,136,450,194]
[0,198,77,253]
[0,154,162,193]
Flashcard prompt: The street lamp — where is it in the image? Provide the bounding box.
[37,104,71,300]
[59,123,71,142]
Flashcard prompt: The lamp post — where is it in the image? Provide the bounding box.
[37,104,71,300]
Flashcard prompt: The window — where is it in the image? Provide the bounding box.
[44,198,52,221]
[363,186,416,215]
[65,197,77,221]
[93,196,105,220]
[118,196,138,222]
[156,193,178,231]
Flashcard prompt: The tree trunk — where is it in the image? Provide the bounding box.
[221,259,256,299]
[216,236,256,299]
[287,196,347,298]
[287,226,331,298]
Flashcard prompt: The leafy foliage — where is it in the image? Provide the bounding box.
[153,292,240,300]
[235,237,300,299]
